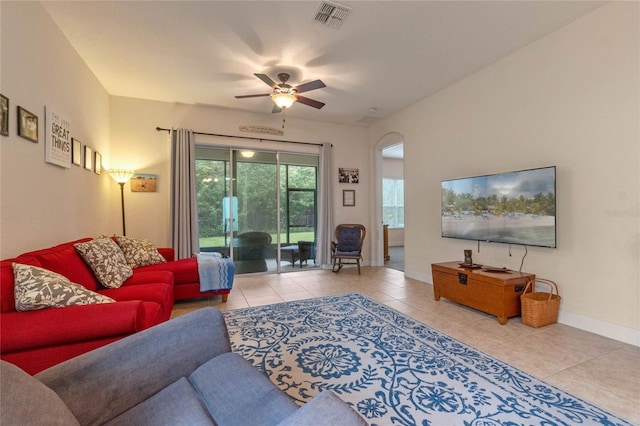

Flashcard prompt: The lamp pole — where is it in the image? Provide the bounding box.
[118,182,126,236]
[108,169,136,237]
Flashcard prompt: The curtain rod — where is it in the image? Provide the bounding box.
[155,127,329,147]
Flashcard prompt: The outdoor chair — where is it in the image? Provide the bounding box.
[233,231,272,273]
[279,241,316,268]
[331,224,366,274]
[298,240,316,266]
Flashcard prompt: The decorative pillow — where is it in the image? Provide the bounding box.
[13,263,115,311]
[74,236,133,288]
[114,235,166,268]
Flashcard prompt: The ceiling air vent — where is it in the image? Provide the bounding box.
[314,1,351,29]
[357,115,381,125]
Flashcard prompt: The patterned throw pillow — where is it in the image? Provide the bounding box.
[13,263,115,311]
[114,235,166,268]
[74,236,133,288]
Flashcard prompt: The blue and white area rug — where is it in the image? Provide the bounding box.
[223,293,632,426]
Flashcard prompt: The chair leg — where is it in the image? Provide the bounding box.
[356,259,361,275]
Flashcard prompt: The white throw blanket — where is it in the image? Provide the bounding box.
[196,252,234,292]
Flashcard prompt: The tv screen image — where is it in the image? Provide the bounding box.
[441,166,556,248]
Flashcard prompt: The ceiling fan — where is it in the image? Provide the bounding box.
[235,73,326,113]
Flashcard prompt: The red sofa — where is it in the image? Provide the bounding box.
[0,238,231,375]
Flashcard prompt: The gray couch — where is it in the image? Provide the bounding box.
[0,308,367,426]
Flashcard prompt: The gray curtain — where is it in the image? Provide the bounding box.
[170,128,199,259]
[316,143,334,266]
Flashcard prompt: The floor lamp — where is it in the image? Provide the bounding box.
[108,169,136,236]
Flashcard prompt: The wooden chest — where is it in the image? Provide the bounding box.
[431,261,535,324]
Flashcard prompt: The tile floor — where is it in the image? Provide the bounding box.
[171,266,640,424]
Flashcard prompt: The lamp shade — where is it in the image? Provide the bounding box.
[271,93,296,109]
[108,169,136,184]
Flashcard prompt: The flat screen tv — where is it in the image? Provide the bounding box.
[441,166,556,248]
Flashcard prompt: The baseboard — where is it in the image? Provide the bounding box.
[408,270,640,347]
[558,310,640,347]
[405,269,430,283]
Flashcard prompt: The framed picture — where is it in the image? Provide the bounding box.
[0,94,8,136]
[44,107,71,168]
[339,167,359,184]
[84,146,92,170]
[131,173,158,192]
[94,151,102,174]
[343,189,356,207]
[17,106,38,143]
[72,138,82,166]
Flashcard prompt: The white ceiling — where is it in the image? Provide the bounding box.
[41,1,604,127]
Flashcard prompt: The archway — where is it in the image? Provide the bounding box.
[373,132,405,268]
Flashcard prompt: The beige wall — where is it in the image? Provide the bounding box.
[0,1,112,258]
[370,2,639,344]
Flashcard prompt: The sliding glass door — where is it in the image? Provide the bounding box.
[195,148,230,252]
[232,151,278,273]
[195,147,318,274]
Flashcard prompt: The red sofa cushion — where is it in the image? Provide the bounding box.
[0,301,146,353]
[1,337,124,376]
[124,270,174,286]
[136,257,199,284]
[2,336,126,376]
[157,247,175,262]
[0,261,14,313]
[99,282,174,322]
[23,239,99,291]
[133,301,164,330]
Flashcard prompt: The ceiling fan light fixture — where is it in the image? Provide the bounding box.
[272,93,296,109]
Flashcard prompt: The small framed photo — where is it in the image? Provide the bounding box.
[339,167,359,184]
[17,106,38,143]
[94,151,102,174]
[343,189,356,207]
[84,146,93,170]
[0,94,8,136]
[72,138,82,166]
[131,173,158,192]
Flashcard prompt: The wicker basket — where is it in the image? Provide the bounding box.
[521,279,561,328]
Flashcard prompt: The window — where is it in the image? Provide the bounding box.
[383,178,404,227]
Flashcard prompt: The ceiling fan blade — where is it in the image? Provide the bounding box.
[235,93,271,99]
[254,73,277,88]
[295,79,326,94]
[272,104,283,114]
[296,95,325,109]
